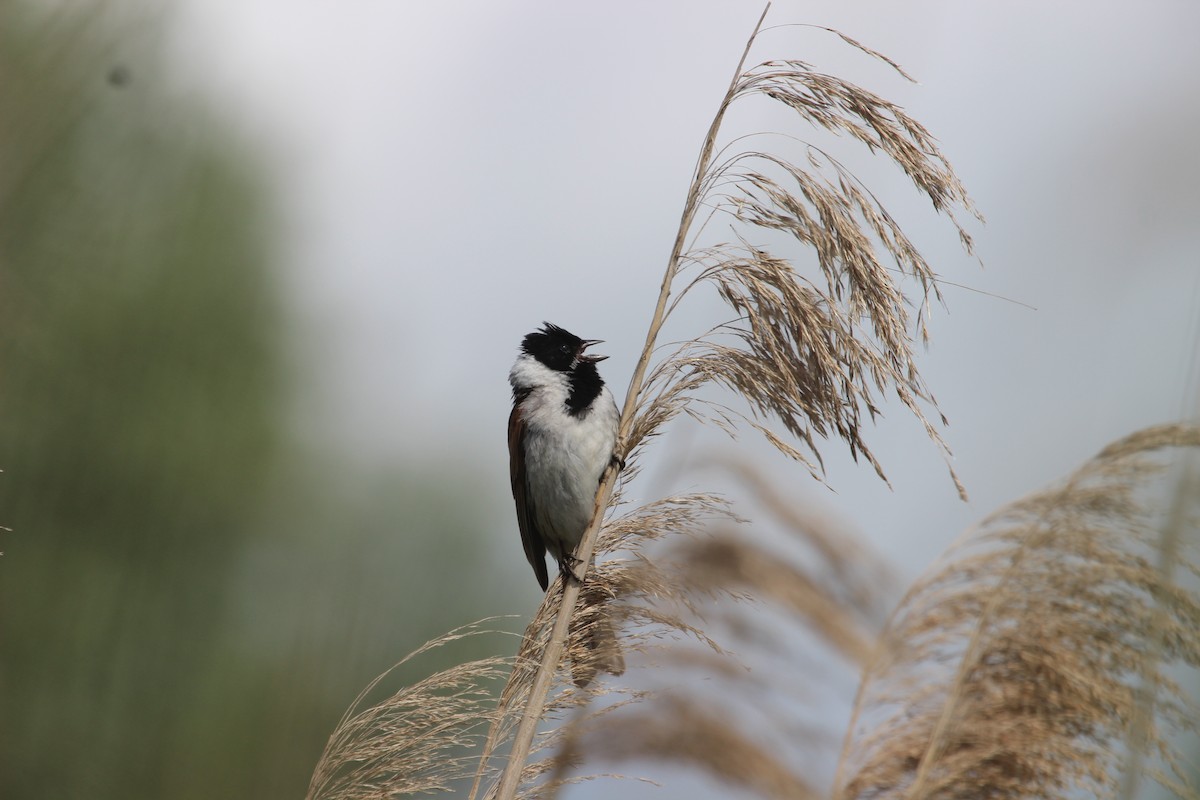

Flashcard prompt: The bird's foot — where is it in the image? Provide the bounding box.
[560,553,586,585]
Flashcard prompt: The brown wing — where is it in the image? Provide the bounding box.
[508,401,549,591]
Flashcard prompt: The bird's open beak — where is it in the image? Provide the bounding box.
[579,339,608,363]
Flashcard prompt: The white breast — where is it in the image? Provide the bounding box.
[510,354,619,559]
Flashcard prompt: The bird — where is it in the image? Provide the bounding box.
[508,322,624,684]
[508,322,620,590]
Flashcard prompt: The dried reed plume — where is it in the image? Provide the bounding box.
[835,424,1200,800]
[306,623,510,800]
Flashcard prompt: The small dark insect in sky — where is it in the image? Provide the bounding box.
[107,65,130,87]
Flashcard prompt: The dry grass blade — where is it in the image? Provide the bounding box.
[835,424,1200,800]
[306,623,511,800]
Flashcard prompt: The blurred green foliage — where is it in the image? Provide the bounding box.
[0,7,510,799]
[0,6,285,797]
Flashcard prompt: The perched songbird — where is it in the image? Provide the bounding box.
[507,322,620,590]
[508,322,625,685]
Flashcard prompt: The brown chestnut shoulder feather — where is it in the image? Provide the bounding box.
[507,401,549,590]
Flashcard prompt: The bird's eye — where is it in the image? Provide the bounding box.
[560,343,573,354]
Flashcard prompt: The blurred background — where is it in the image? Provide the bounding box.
[1,1,1197,798]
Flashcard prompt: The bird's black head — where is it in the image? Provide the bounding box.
[521,322,606,373]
